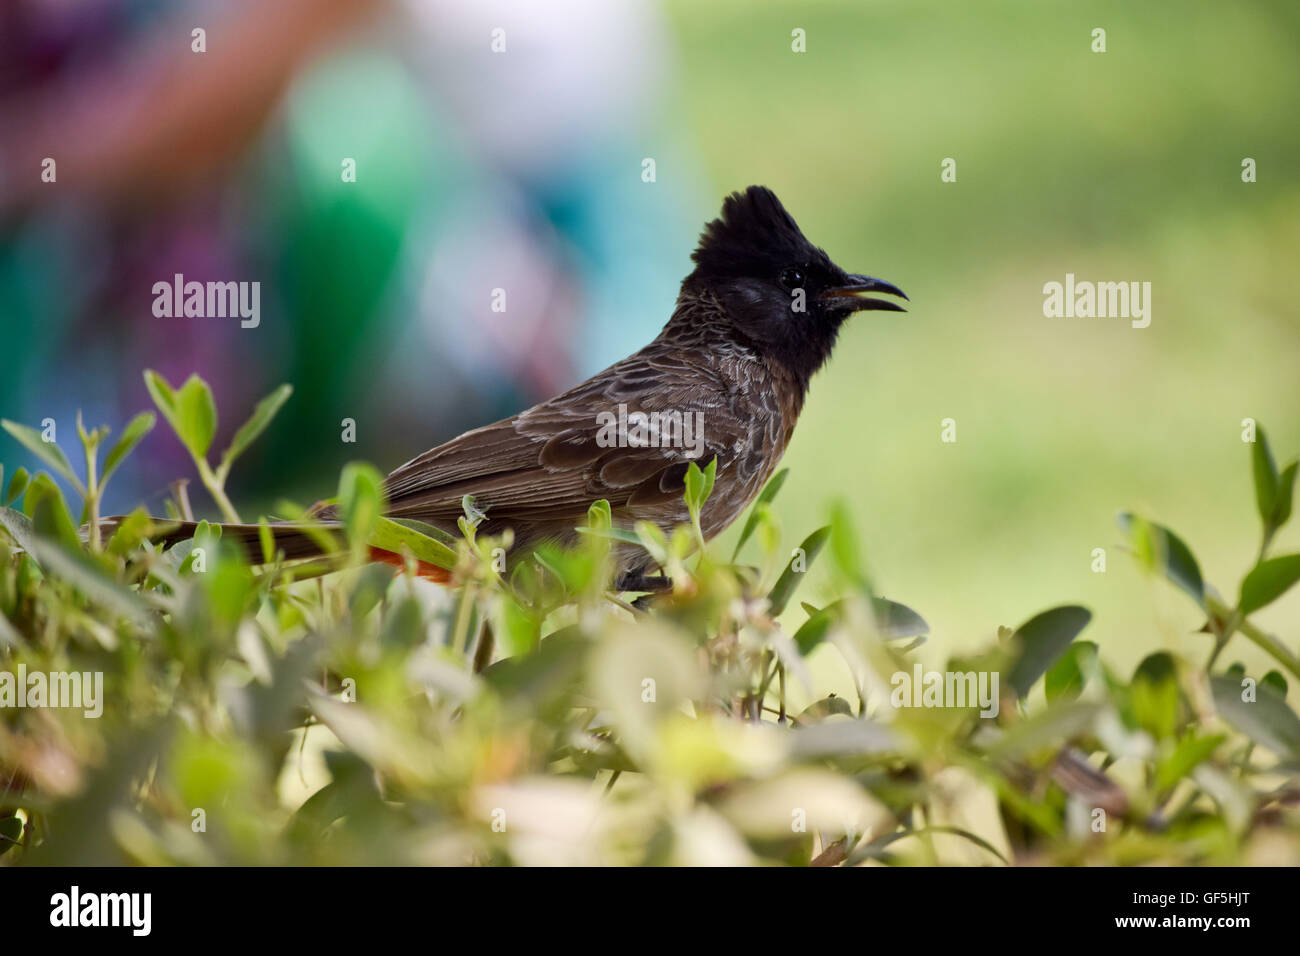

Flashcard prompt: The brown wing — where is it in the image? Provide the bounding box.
[381,346,755,530]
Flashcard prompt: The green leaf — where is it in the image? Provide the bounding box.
[337,462,386,549]
[1251,425,1279,527]
[872,597,929,639]
[385,516,458,547]
[1262,670,1288,698]
[1118,513,1204,605]
[1132,652,1181,742]
[143,368,178,424]
[574,524,644,547]
[501,593,541,656]
[1211,674,1300,758]
[731,468,789,559]
[106,508,157,557]
[1272,460,1297,530]
[988,700,1101,760]
[683,457,717,518]
[797,695,854,723]
[369,516,456,570]
[28,538,153,629]
[0,419,85,495]
[219,384,292,473]
[826,500,863,579]
[1239,553,1300,615]
[1155,732,1225,793]
[24,473,80,551]
[768,525,830,616]
[629,519,670,566]
[4,466,29,506]
[1007,605,1093,698]
[100,412,156,486]
[173,375,218,459]
[792,601,837,656]
[1044,641,1099,702]
[146,370,218,461]
[586,498,612,532]
[0,506,40,556]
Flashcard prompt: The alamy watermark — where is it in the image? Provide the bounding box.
[0,665,103,718]
[1043,273,1151,328]
[890,664,1000,718]
[152,273,260,328]
[50,886,151,936]
[595,404,705,458]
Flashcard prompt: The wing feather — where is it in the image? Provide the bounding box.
[380,347,756,528]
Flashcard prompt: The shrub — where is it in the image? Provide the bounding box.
[1,373,1298,865]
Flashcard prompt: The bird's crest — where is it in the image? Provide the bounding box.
[691,186,824,277]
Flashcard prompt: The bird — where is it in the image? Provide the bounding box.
[140,186,906,590]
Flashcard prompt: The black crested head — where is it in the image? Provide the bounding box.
[680,185,907,391]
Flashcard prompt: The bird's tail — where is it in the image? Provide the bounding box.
[101,516,452,582]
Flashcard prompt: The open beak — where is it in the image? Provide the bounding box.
[819,274,908,313]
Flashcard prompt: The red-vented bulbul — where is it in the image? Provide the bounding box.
[139,186,906,589]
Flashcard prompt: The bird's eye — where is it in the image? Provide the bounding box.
[779,267,805,290]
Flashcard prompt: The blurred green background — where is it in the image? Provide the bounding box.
[663,0,1300,682]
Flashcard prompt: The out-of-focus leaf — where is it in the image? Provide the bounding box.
[1239,553,1300,615]
[768,525,829,616]
[106,508,157,557]
[793,600,837,656]
[1044,641,1099,702]
[1155,732,1225,793]
[586,498,611,531]
[1132,652,1181,742]
[1251,426,1279,526]
[872,597,929,639]
[987,700,1102,760]
[338,462,386,550]
[1007,605,1092,698]
[25,474,80,552]
[0,505,39,556]
[1272,460,1297,530]
[378,597,424,649]
[4,466,29,506]
[1,419,84,494]
[1118,513,1204,605]
[500,592,541,656]
[788,718,900,758]
[29,538,153,630]
[220,385,292,472]
[480,627,589,718]
[348,563,395,621]
[826,500,866,588]
[1210,674,1300,757]
[100,412,156,486]
[797,695,854,723]
[1262,670,1288,698]
[732,468,788,559]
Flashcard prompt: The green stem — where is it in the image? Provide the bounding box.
[1206,595,1300,679]
[196,459,241,523]
[84,455,101,552]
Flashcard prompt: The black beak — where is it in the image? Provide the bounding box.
[819,274,908,313]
